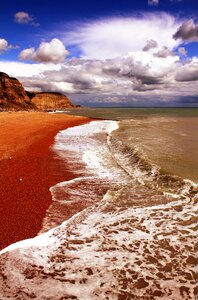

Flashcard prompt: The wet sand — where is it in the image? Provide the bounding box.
[0,111,91,250]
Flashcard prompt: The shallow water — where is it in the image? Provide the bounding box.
[114,116,198,182]
[63,107,198,182]
[62,107,198,120]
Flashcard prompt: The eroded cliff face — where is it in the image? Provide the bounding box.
[30,92,75,110]
[0,72,36,111]
[0,72,76,111]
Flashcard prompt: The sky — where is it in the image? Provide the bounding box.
[0,0,198,106]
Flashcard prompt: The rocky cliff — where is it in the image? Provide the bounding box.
[29,92,75,110]
[0,72,76,111]
[0,72,36,111]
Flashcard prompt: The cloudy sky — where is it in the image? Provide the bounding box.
[0,0,198,106]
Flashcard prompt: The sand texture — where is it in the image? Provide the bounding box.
[0,111,90,249]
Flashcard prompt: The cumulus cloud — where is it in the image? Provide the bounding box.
[63,13,181,59]
[12,51,179,95]
[19,39,69,63]
[178,47,187,56]
[0,38,17,53]
[0,39,9,53]
[2,49,198,106]
[1,13,197,106]
[0,61,61,78]
[173,19,198,42]
[143,39,158,51]
[154,46,175,58]
[14,11,39,26]
[175,59,198,81]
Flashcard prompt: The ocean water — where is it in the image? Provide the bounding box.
[63,107,198,182]
[0,108,197,299]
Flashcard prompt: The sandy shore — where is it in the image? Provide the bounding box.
[0,111,91,250]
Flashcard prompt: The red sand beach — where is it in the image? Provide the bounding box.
[0,111,91,250]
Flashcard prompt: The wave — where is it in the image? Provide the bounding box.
[35,119,198,235]
[39,120,129,233]
[108,122,198,203]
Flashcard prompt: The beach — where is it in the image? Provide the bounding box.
[0,110,197,299]
[0,111,90,250]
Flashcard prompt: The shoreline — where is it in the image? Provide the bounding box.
[0,111,91,250]
[0,113,197,299]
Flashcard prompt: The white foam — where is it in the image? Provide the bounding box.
[0,226,58,256]
[48,110,68,114]
[107,120,119,134]
[1,194,196,299]
[53,120,126,181]
[38,120,128,232]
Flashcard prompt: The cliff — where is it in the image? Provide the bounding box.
[29,92,75,110]
[0,72,37,111]
[0,72,76,111]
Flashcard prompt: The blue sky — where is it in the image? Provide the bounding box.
[0,0,198,106]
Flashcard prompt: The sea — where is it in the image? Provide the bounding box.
[0,108,197,299]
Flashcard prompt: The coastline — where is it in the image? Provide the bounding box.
[0,111,91,250]
[0,114,197,299]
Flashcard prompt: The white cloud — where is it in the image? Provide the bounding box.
[10,52,177,93]
[1,50,198,106]
[0,38,16,53]
[143,39,158,51]
[120,51,178,79]
[19,47,35,60]
[173,19,198,42]
[19,39,69,63]
[0,39,8,53]
[14,11,39,26]
[63,13,181,59]
[0,61,62,77]
[1,13,197,106]
[175,58,198,81]
[178,47,187,56]
[154,46,175,58]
